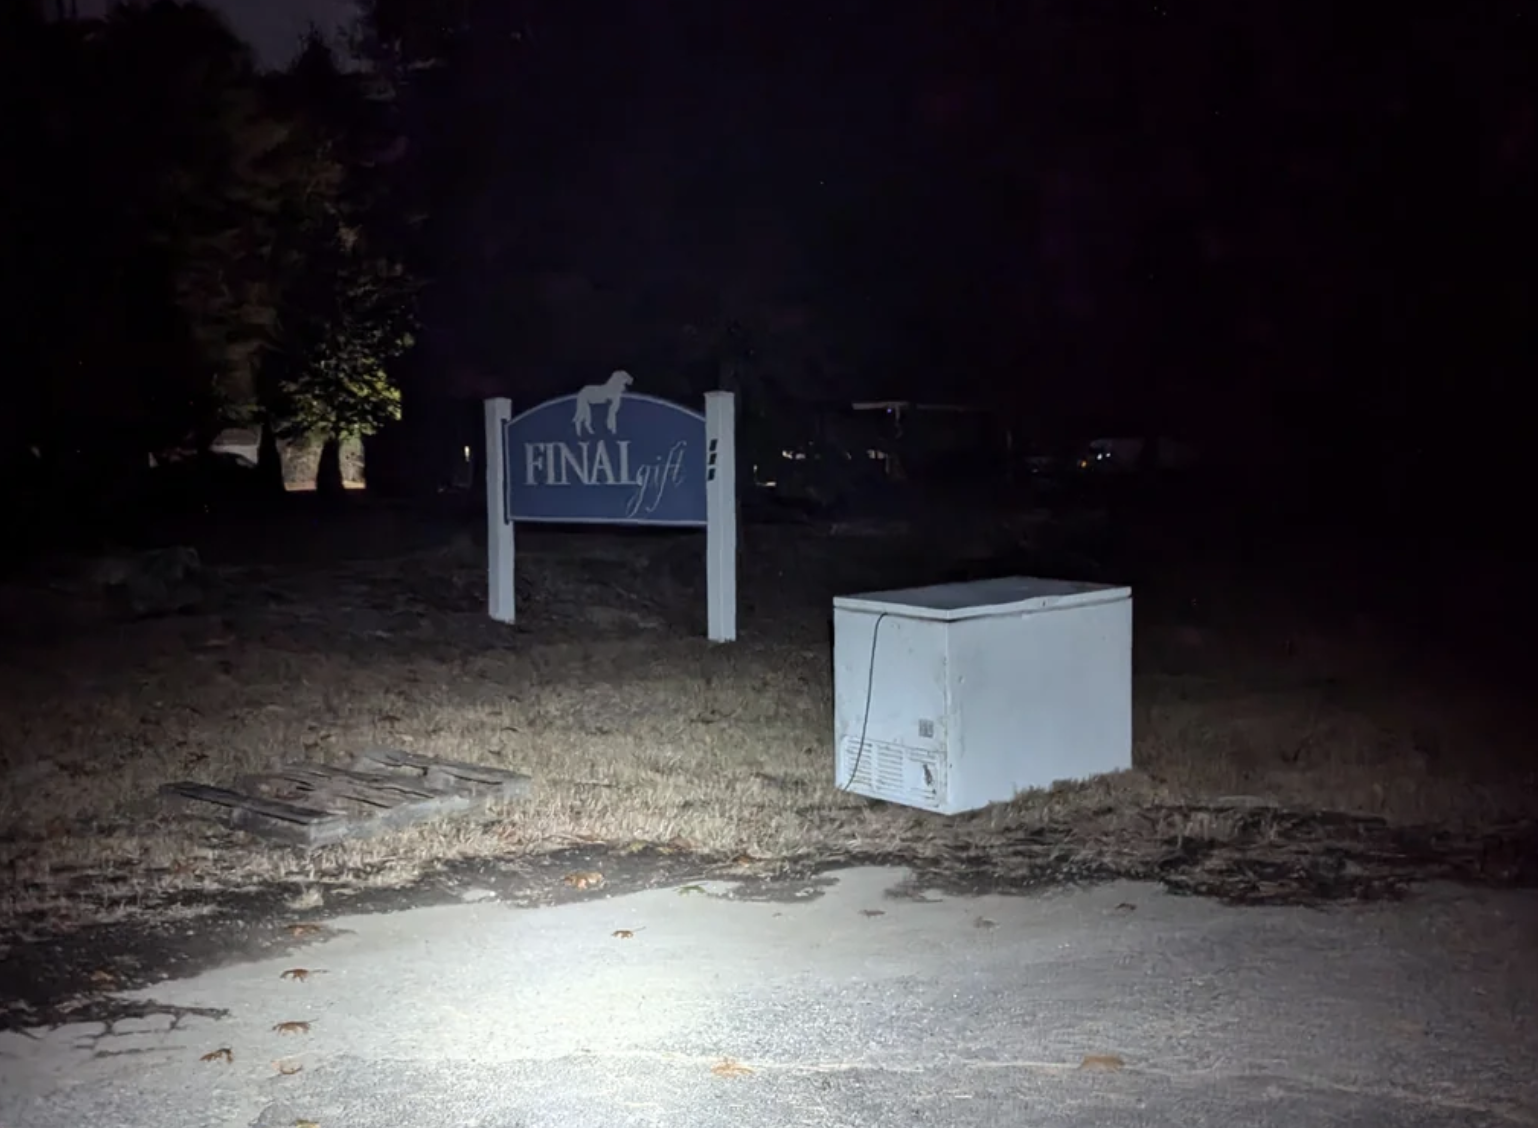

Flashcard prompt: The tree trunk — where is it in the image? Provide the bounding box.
[315,435,346,497]
[255,422,287,496]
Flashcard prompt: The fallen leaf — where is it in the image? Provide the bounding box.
[285,923,323,939]
[859,909,885,918]
[611,929,635,939]
[200,1048,233,1064]
[294,1121,320,1128]
[1079,1054,1126,1072]
[677,884,706,896]
[275,1059,304,1075]
[563,870,604,890]
[711,1057,754,1077]
[731,853,758,866]
[273,1021,311,1036]
[88,969,117,986]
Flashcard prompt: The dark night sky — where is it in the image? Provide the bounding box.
[77,0,351,66]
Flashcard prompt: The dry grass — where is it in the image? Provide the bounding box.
[0,518,1531,935]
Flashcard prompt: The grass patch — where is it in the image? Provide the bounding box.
[1,515,1531,935]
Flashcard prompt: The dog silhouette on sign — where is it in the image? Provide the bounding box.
[572,370,633,436]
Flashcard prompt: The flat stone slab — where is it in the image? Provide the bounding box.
[160,748,529,848]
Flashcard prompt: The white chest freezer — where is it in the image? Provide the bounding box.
[833,576,1132,814]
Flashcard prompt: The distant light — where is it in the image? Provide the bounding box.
[463,445,471,462]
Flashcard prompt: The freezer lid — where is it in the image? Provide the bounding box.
[833,576,1131,621]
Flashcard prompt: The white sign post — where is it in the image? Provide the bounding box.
[704,391,737,642]
[485,396,515,624]
[484,383,736,641]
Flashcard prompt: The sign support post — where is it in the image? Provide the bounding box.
[704,391,737,642]
[484,396,515,624]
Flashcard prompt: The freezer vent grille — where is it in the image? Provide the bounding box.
[837,737,945,811]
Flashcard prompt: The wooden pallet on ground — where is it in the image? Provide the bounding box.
[160,747,530,848]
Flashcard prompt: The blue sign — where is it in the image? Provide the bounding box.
[503,371,708,526]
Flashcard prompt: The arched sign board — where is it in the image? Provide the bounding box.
[484,375,737,641]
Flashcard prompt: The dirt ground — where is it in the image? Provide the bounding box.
[1,496,1534,1026]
